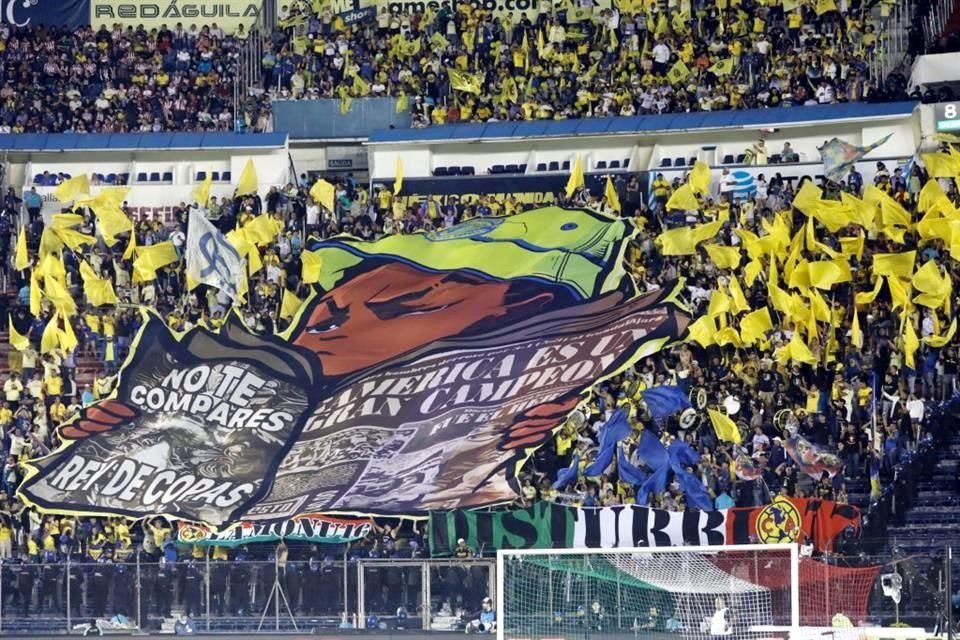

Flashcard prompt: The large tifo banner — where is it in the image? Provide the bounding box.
[178,514,373,547]
[0,0,89,27]
[19,208,688,526]
[429,498,861,556]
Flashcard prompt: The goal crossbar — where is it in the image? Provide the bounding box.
[496,543,800,640]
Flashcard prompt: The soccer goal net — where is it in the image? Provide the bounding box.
[496,544,799,640]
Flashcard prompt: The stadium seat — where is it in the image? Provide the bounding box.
[161,171,173,182]
[118,173,129,185]
[211,172,220,181]
[770,154,782,164]
[519,164,527,173]
[661,158,672,167]
[505,164,520,173]
[137,172,148,182]
[93,173,104,183]
[196,171,207,181]
[447,167,461,176]
[688,157,697,166]
[609,160,620,169]
[221,171,231,181]
[149,172,161,182]
[105,173,117,184]
[490,164,505,174]
[596,160,607,170]
[735,154,746,164]
[461,166,475,175]
[722,155,735,165]
[548,161,560,171]
[623,159,630,168]
[561,160,570,171]
[33,174,43,185]
[536,163,547,172]
[433,167,448,176]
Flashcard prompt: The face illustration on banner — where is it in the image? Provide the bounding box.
[290,262,555,376]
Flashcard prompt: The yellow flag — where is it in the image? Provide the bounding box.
[888,274,912,311]
[708,409,742,445]
[839,232,865,260]
[193,171,213,206]
[924,317,957,347]
[29,272,41,316]
[14,225,28,271]
[715,327,744,348]
[301,250,322,284]
[657,226,698,255]
[787,332,819,365]
[447,68,483,94]
[689,161,711,195]
[708,57,734,76]
[841,191,876,229]
[604,176,621,213]
[873,251,916,278]
[279,289,304,319]
[855,277,884,304]
[903,317,919,369]
[740,307,773,345]
[310,179,337,212]
[44,276,77,317]
[60,314,78,353]
[727,276,750,314]
[865,184,912,227]
[851,309,863,349]
[133,240,179,282]
[815,0,837,14]
[918,179,947,213]
[704,244,741,269]
[89,201,133,246]
[394,158,404,195]
[123,228,137,261]
[792,180,822,217]
[686,314,717,347]
[666,183,698,211]
[744,258,763,286]
[396,93,409,113]
[565,156,585,198]
[666,59,691,85]
[912,260,949,296]
[813,199,854,232]
[808,260,844,290]
[40,312,60,354]
[79,261,118,307]
[52,174,90,203]
[243,214,282,246]
[921,153,960,178]
[235,159,258,197]
[708,289,731,317]
[8,315,28,352]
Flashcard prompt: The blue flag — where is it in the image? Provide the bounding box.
[583,409,632,477]
[617,446,648,486]
[668,440,713,511]
[632,431,714,511]
[552,454,580,490]
[639,385,692,419]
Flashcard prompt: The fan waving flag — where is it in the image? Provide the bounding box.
[186,211,245,301]
[820,134,892,183]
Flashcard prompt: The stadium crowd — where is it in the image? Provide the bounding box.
[0,149,951,620]
[269,0,928,126]
[0,21,270,134]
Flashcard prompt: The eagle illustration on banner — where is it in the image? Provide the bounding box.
[18,207,689,525]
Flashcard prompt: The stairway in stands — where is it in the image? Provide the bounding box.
[887,437,960,555]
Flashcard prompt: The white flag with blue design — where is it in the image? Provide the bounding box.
[186,211,244,301]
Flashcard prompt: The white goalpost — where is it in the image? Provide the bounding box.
[496,544,800,640]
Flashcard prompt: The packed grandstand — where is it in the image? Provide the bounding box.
[0,0,959,635]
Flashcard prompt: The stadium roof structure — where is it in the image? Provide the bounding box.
[0,132,288,151]
[368,101,918,144]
